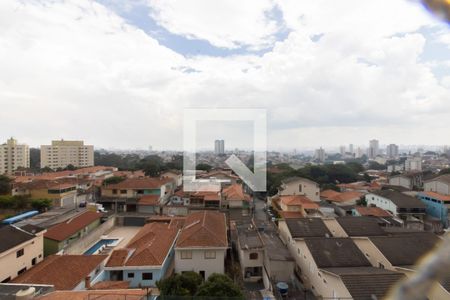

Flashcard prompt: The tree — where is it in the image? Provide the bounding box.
[196,163,212,172]
[0,175,12,195]
[65,164,76,171]
[368,161,386,170]
[31,199,52,211]
[138,155,165,176]
[195,273,243,299]
[103,176,125,185]
[157,272,203,297]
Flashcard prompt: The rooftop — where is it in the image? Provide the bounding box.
[285,218,332,238]
[11,255,107,290]
[103,177,173,190]
[372,190,427,209]
[281,176,318,186]
[421,191,450,202]
[0,225,37,253]
[321,190,364,203]
[222,183,250,201]
[336,216,387,237]
[44,211,103,242]
[137,195,160,206]
[279,195,319,209]
[354,206,392,217]
[176,211,227,248]
[36,289,147,300]
[425,174,450,184]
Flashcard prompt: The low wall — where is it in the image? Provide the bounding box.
[64,216,116,254]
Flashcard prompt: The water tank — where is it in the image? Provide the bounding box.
[276,282,289,296]
[15,287,36,300]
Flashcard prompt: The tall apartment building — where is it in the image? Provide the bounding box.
[386,144,399,159]
[214,139,225,155]
[368,139,379,159]
[0,138,30,175]
[40,140,94,170]
[314,147,326,162]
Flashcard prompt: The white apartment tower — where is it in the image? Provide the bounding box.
[214,140,225,155]
[386,144,399,159]
[368,139,379,159]
[0,138,30,175]
[40,140,94,170]
[314,147,326,162]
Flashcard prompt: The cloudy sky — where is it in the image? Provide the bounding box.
[1,0,449,151]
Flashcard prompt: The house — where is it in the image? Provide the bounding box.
[337,181,382,193]
[12,179,78,207]
[320,190,364,206]
[389,172,423,190]
[222,183,251,208]
[175,211,228,280]
[366,190,426,222]
[278,177,320,202]
[424,174,450,195]
[161,170,182,187]
[100,177,175,213]
[36,288,149,300]
[335,216,387,237]
[235,222,265,283]
[418,191,450,228]
[353,233,448,299]
[0,225,46,283]
[352,206,392,217]
[197,169,240,187]
[104,222,179,287]
[11,255,107,290]
[276,195,319,216]
[44,211,103,256]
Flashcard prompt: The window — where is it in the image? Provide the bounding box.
[128,272,135,278]
[18,268,27,275]
[204,250,216,259]
[299,184,302,192]
[142,273,153,280]
[180,250,192,259]
[120,189,127,194]
[32,258,36,266]
[16,249,24,258]
[112,189,117,194]
[249,253,258,260]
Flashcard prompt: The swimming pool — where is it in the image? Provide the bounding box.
[84,238,119,255]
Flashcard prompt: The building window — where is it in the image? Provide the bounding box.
[204,250,216,259]
[16,249,24,258]
[128,272,135,278]
[32,258,36,266]
[249,253,258,260]
[142,273,153,280]
[299,185,302,192]
[112,189,117,194]
[120,190,127,194]
[17,268,27,275]
[181,250,192,259]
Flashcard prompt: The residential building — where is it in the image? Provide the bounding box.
[335,216,387,237]
[100,177,175,213]
[44,211,103,256]
[276,195,319,216]
[278,177,320,202]
[339,146,346,156]
[348,144,354,155]
[388,172,423,190]
[366,190,426,223]
[161,169,182,186]
[314,147,326,162]
[37,288,149,299]
[424,174,450,195]
[235,222,265,283]
[214,139,225,155]
[352,206,392,217]
[405,156,422,172]
[0,138,29,175]
[368,139,379,159]
[418,192,450,228]
[0,225,45,283]
[175,211,227,279]
[222,183,251,208]
[386,144,399,158]
[12,179,78,207]
[11,255,107,290]
[105,222,179,287]
[40,140,94,170]
[320,190,364,206]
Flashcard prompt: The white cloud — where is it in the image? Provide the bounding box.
[0,0,449,150]
[147,0,281,49]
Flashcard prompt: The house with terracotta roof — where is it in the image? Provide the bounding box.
[12,179,78,207]
[278,177,320,202]
[275,195,319,217]
[175,211,228,280]
[100,177,175,213]
[43,211,103,256]
[11,255,108,290]
[352,206,392,217]
[222,183,251,208]
[104,222,179,287]
[321,189,364,206]
[0,225,46,283]
[418,191,450,228]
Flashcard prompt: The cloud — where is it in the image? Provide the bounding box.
[0,0,449,151]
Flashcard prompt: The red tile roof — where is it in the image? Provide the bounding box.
[354,206,392,217]
[103,177,173,190]
[44,211,102,242]
[222,183,250,201]
[280,195,319,209]
[37,289,148,300]
[90,281,130,290]
[12,255,107,290]
[279,211,305,219]
[422,191,450,201]
[138,195,160,206]
[106,222,178,267]
[176,211,227,248]
[321,190,363,203]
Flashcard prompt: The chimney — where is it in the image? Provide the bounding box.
[85,276,91,289]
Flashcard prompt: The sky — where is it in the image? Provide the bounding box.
[0,0,450,151]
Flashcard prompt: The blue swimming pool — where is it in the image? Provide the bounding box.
[84,239,119,255]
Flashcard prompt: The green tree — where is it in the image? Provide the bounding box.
[0,175,12,195]
[0,195,15,209]
[195,273,243,299]
[31,199,52,211]
[368,161,386,170]
[139,155,165,176]
[196,163,212,172]
[157,272,203,297]
[103,176,125,185]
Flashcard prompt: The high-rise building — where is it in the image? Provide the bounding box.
[314,147,326,162]
[0,138,30,175]
[348,144,354,155]
[386,144,399,159]
[214,140,225,155]
[339,146,346,156]
[368,139,379,159]
[40,140,94,170]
